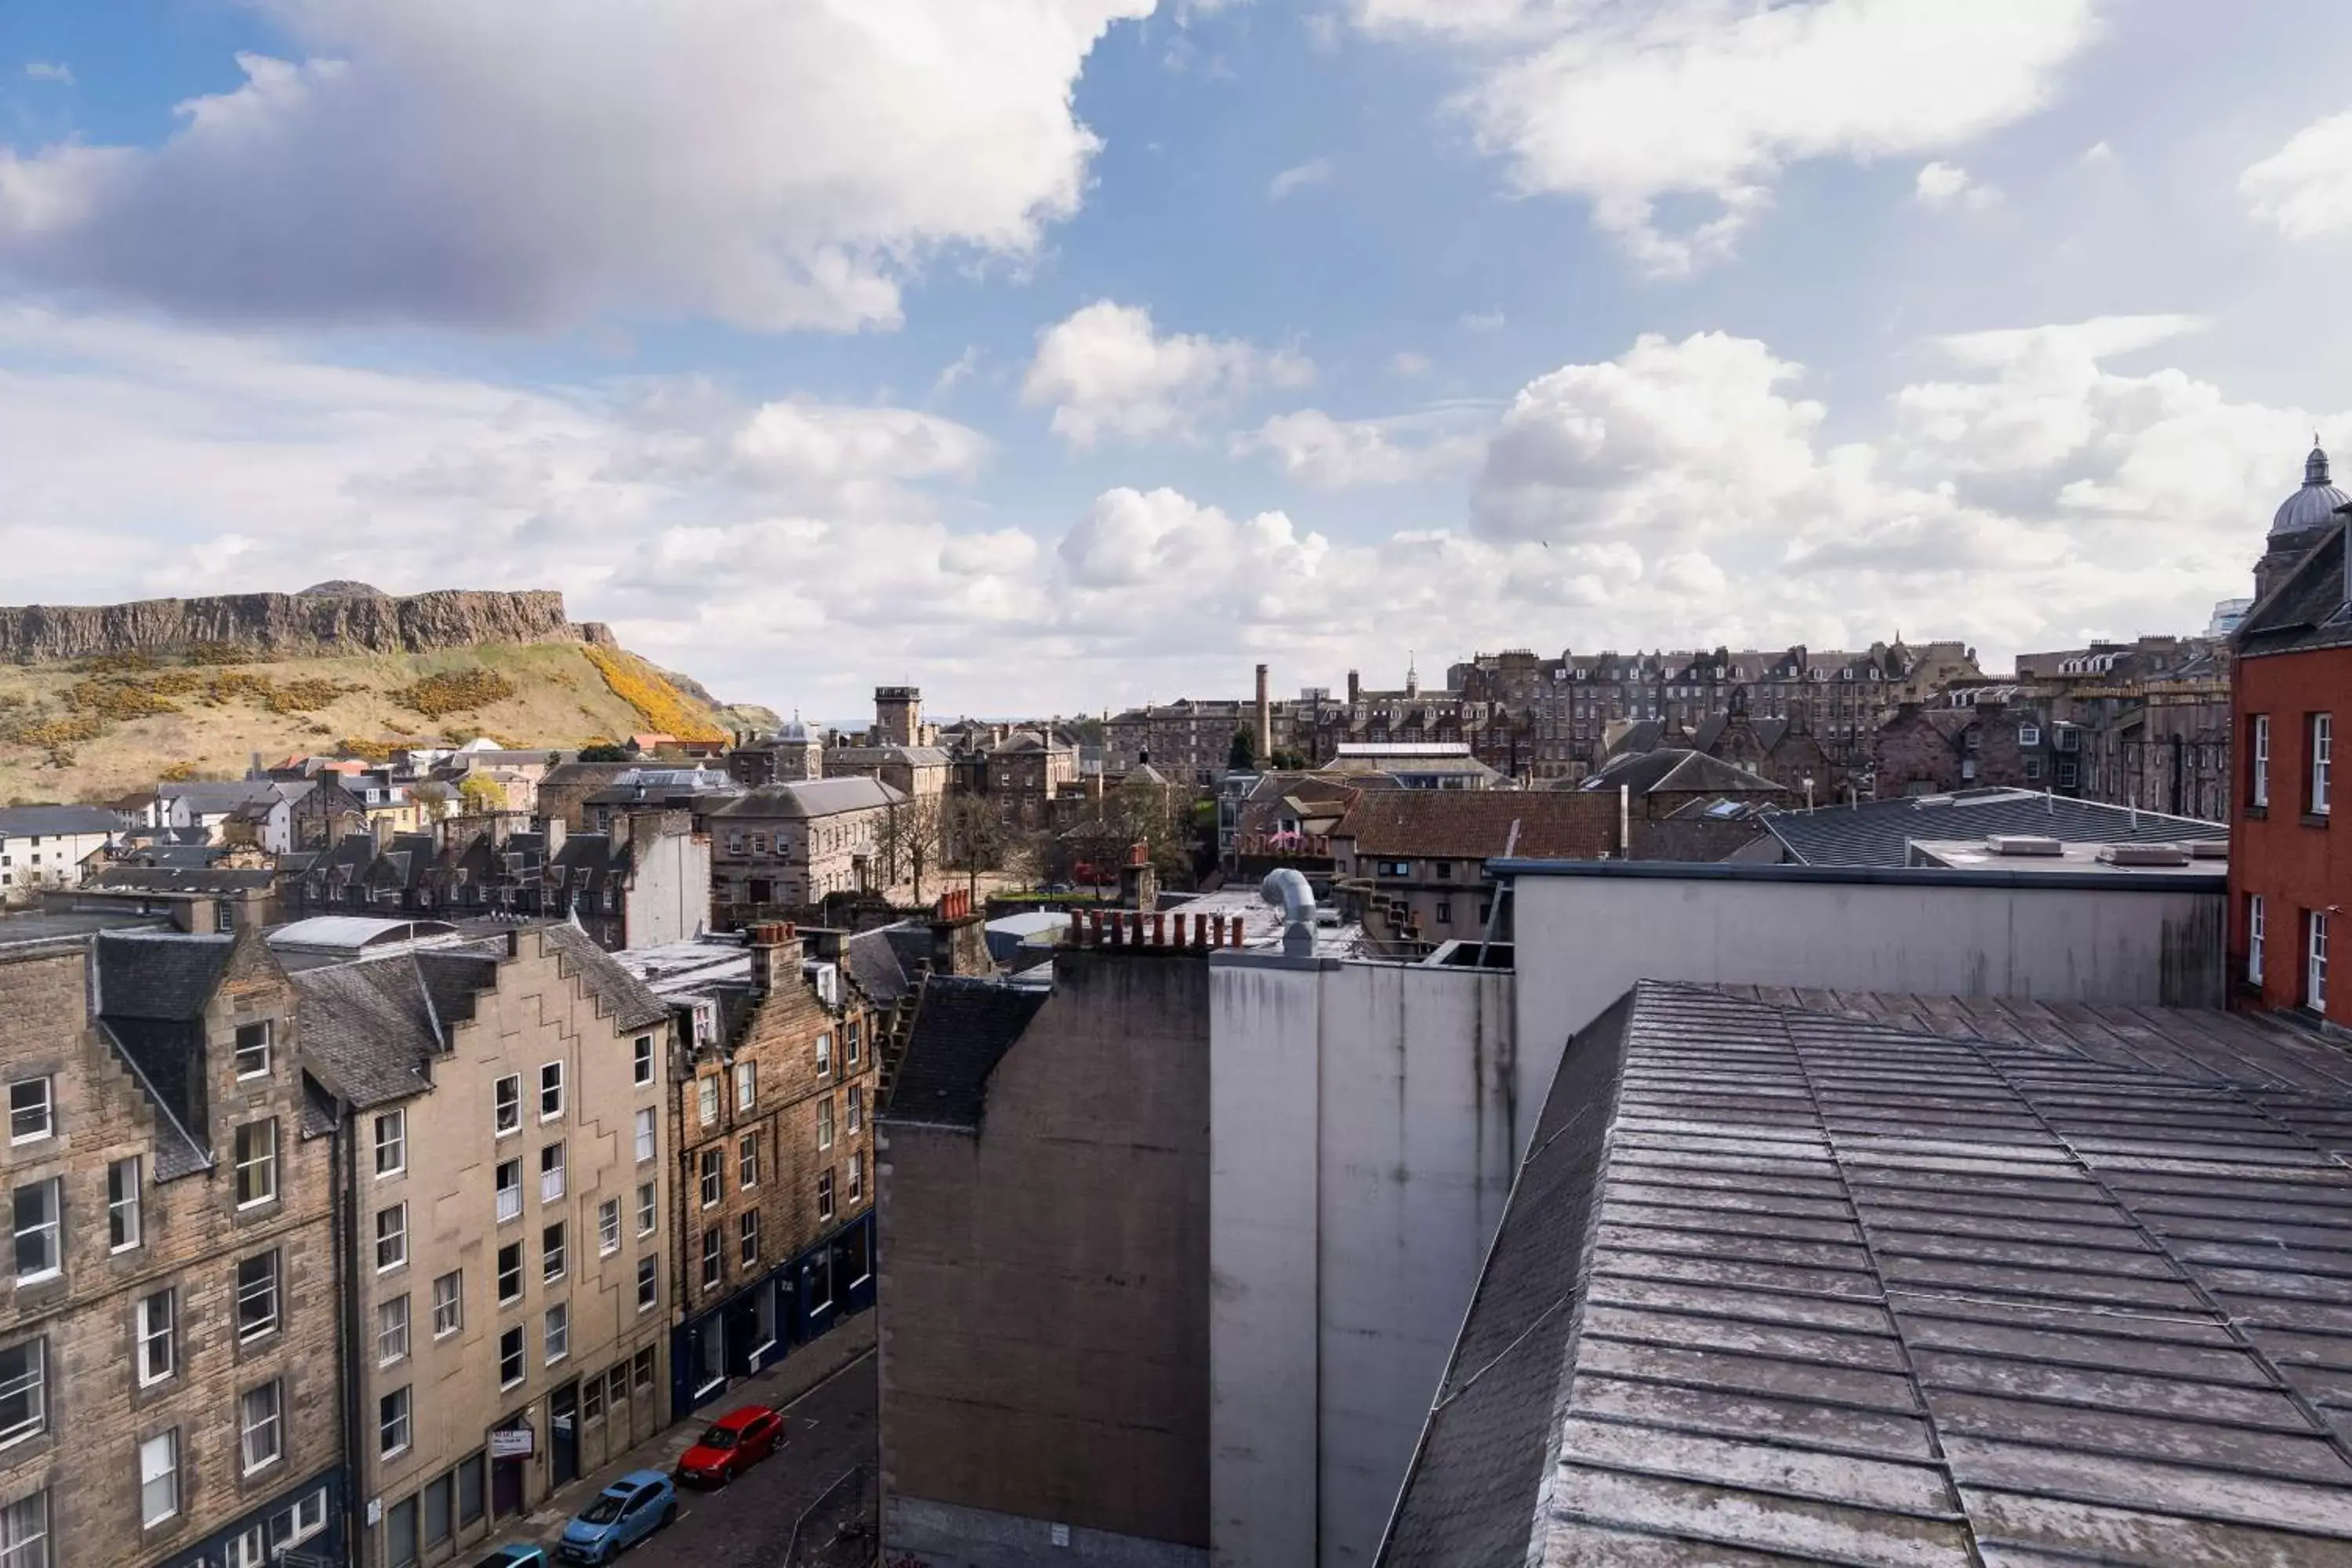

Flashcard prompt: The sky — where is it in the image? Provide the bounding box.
[3,2,2352,719]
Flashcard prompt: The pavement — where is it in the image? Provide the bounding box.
[480,1315,878,1567]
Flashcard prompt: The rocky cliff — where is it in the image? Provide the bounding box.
[0,588,616,662]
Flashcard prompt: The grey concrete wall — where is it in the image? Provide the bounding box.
[1510,869,2226,1152]
[1208,956,1515,1568]
[880,950,1211,1556]
[887,1495,1208,1568]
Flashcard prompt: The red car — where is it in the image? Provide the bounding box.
[675,1404,786,1486]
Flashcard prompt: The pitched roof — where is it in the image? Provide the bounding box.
[289,955,459,1108]
[0,804,121,837]
[1578,747,1788,797]
[1382,980,2352,1566]
[1332,790,1618,861]
[540,921,670,1030]
[2238,517,2352,659]
[709,777,906,818]
[884,975,1050,1129]
[844,921,932,1007]
[1767,788,2225,867]
[94,929,234,1020]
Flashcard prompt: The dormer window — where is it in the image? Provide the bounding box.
[234,1022,272,1079]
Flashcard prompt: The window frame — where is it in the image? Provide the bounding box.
[2252,713,2272,808]
[139,1430,180,1529]
[543,1303,568,1365]
[238,1380,284,1476]
[374,1109,407,1178]
[431,1271,463,1338]
[739,1208,760,1268]
[0,1340,45,1448]
[817,1168,835,1224]
[11,1180,60,1285]
[634,1106,657,1164]
[493,1075,522,1137]
[735,1060,757,1113]
[637,1181,659,1237]
[497,1327,524,1391]
[738,1131,760,1189]
[377,1293,411,1367]
[699,1149,723,1209]
[2315,713,2334,815]
[598,1199,621,1257]
[232,1119,278,1209]
[818,1094,834,1151]
[2249,893,2267,987]
[233,1020,272,1080]
[496,1243,523,1307]
[107,1156,143,1252]
[539,1062,564,1121]
[539,1141,566,1205]
[136,1288,176,1386]
[697,1076,719,1127]
[495,1157,523,1225]
[379,1385,412,1459]
[699,1227,722,1291]
[542,1221,565,1283]
[637,1254,658,1313]
[5,1080,51,1146]
[2311,910,2332,1014]
[633,1035,655,1087]
[235,1250,281,1341]
[376,1203,408,1273]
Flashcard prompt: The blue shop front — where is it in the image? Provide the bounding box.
[158,1465,347,1568]
[671,1211,875,1417]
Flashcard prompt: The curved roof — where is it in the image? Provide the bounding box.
[267,916,460,953]
[2271,443,2349,538]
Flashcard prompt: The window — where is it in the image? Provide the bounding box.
[2252,714,2272,807]
[457,1457,485,1528]
[497,1243,522,1305]
[233,1120,278,1207]
[0,1490,46,1568]
[2250,895,2267,987]
[139,1432,178,1527]
[379,1293,410,1365]
[379,1385,412,1457]
[239,1381,283,1474]
[816,1031,832,1076]
[697,1076,719,1127]
[818,1094,835,1151]
[633,1345,655,1392]
[583,1369,605,1425]
[374,1109,406,1176]
[634,1106,657,1164]
[633,1034,655,1087]
[739,1132,760,1189]
[236,1251,280,1340]
[543,1304,568,1363]
[848,1149,863,1203]
[543,1222,565,1282]
[2315,713,2334,815]
[494,1075,521,1135]
[637,1255,658,1312]
[423,1472,453,1550]
[5,1082,49,1145]
[739,1209,760,1267]
[608,1364,630,1410]
[2024,757,2043,782]
[847,1085,863,1135]
[817,1168,835,1223]
[700,1149,724,1208]
[107,1157,141,1251]
[727,833,744,855]
[1434,860,1454,880]
[2057,760,2078,789]
[137,1290,176,1385]
[735,1061,757,1112]
[432,1271,463,1338]
[700,1228,722,1290]
[376,1203,408,1272]
[599,1199,621,1255]
[845,1021,861,1069]
[11,1182,58,1284]
[233,1020,271,1079]
[539,1062,564,1120]
[0,1342,42,1446]
[2018,725,2042,747]
[498,1327,524,1389]
[495,1158,522,1224]
[2312,911,2332,1013]
[539,1142,565,1203]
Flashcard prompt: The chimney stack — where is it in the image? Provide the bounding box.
[1254,663,1272,765]
[1347,670,1360,706]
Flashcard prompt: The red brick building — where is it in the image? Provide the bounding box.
[2230,445,2350,1024]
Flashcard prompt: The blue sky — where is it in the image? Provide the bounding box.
[2,1,2351,718]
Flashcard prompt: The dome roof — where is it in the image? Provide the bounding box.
[2271,441,2350,537]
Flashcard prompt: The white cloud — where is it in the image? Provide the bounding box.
[1022,299,1313,449]
[1460,308,1505,332]
[2243,108,2352,240]
[1355,0,2098,274]
[21,62,72,84]
[0,0,1152,332]
[1914,161,1997,211]
[1237,408,1486,488]
[1269,157,1336,199]
[1391,351,1432,378]
[931,345,982,399]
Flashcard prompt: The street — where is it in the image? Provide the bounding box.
[481,1342,877,1568]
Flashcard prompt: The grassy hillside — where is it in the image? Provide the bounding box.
[0,641,731,804]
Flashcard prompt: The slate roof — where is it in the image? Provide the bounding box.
[2238,515,2352,659]
[0,804,121,837]
[1578,747,1787,797]
[95,929,234,1020]
[289,955,460,1108]
[709,777,906,819]
[1333,790,1617,861]
[541,921,670,1030]
[844,921,933,1007]
[90,866,278,894]
[883,975,1050,1128]
[1766,788,2227,868]
[1381,980,2352,1566]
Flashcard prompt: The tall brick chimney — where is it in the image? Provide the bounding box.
[1254,663,1272,764]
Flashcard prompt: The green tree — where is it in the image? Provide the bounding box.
[1229,724,1257,772]
[458,772,507,814]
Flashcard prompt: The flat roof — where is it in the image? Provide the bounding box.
[0,910,166,949]
[1907,838,2229,876]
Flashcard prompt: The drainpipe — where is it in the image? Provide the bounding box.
[1618,785,1631,858]
[335,1108,365,1566]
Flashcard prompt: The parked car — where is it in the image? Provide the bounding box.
[675,1404,786,1487]
[477,1548,550,1568]
[556,1472,676,1564]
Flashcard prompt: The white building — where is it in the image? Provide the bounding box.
[0,804,121,899]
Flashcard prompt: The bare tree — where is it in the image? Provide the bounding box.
[942,792,1022,899]
[879,791,946,902]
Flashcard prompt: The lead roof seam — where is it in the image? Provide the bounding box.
[1925,1022,2352,1485]
[1763,992,1987,1566]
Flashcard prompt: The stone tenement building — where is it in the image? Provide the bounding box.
[1105,699,1251,783]
[707,779,907,925]
[286,920,673,1568]
[0,910,344,1568]
[625,925,879,1417]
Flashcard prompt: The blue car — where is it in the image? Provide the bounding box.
[556,1471,676,1563]
[477,1548,550,1568]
